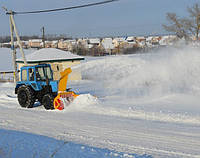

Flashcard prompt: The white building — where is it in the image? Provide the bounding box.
[101,38,114,54]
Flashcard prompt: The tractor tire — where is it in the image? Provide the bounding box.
[42,94,55,110]
[17,85,35,108]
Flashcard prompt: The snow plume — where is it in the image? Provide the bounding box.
[79,45,200,98]
[68,94,99,110]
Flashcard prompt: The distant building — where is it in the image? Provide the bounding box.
[87,38,101,49]
[42,41,52,48]
[51,40,59,48]
[126,36,135,43]
[135,36,146,48]
[16,48,84,81]
[28,39,42,48]
[65,40,77,51]
[113,37,126,48]
[125,36,137,48]
[57,39,77,51]
[77,38,88,48]
[21,41,29,48]
[159,35,177,46]
[58,39,67,49]
[101,38,114,54]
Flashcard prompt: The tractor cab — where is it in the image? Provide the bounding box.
[16,64,58,98]
[19,64,53,82]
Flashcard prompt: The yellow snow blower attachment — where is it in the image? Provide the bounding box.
[53,68,79,110]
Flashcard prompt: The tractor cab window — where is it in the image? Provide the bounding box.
[36,66,53,81]
[45,67,53,80]
[21,69,27,81]
[29,68,34,81]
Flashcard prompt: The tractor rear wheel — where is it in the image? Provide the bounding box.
[42,94,55,110]
[17,85,35,108]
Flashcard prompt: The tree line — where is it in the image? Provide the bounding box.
[0,34,72,43]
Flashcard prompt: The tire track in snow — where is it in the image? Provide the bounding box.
[69,98,200,126]
[58,129,200,158]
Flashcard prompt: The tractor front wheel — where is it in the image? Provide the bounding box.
[17,85,35,108]
[42,94,55,110]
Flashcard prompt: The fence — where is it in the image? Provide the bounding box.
[0,71,15,82]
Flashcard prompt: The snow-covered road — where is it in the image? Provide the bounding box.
[0,92,200,158]
[1,84,200,157]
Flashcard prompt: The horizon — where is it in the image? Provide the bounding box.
[0,32,176,40]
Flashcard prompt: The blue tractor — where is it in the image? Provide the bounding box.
[15,64,78,110]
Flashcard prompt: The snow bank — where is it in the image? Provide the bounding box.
[0,82,17,109]
[67,94,99,111]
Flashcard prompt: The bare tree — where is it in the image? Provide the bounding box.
[187,3,200,40]
[163,13,189,39]
[163,3,200,41]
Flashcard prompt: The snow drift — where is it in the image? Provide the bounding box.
[78,46,200,98]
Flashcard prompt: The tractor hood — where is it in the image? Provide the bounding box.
[49,80,58,93]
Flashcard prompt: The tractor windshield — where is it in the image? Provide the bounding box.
[36,66,53,81]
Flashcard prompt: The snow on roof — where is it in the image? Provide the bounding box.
[21,41,29,44]
[88,38,100,44]
[51,41,58,45]
[146,37,153,41]
[113,37,126,42]
[136,36,145,40]
[16,48,84,63]
[63,40,77,45]
[126,36,135,41]
[29,39,42,42]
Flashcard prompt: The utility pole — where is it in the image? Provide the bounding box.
[9,13,27,65]
[9,15,18,82]
[41,26,45,48]
[3,7,27,83]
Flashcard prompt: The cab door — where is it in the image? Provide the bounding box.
[28,68,38,90]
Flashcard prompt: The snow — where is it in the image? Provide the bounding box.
[0,129,149,158]
[0,45,200,157]
[16,48,84,62]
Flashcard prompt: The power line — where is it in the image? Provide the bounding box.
[6,0,119,15]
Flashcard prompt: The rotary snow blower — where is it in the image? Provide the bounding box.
[16,64,79,110]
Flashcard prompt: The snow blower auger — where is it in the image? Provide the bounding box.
[53,68,79,110]
[15,64,79,110]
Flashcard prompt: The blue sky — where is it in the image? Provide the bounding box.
[0,0,199,37]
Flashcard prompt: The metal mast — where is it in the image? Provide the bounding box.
[41,26,45,48]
